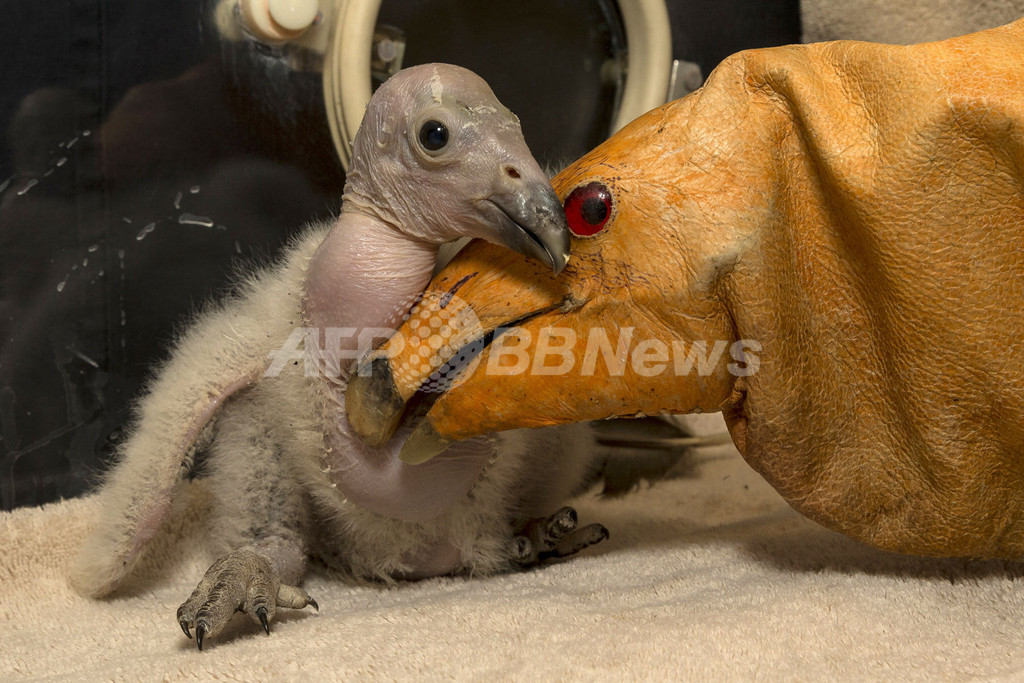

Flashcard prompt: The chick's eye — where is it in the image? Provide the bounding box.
[418,120,449,152]
[564,182,612,237]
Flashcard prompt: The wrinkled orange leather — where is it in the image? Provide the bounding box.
[387,20,1024,558]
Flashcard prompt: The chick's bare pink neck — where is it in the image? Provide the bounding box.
[304,211,437,343]
[302,211,493,525]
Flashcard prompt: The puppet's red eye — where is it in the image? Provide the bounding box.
[564,182,612,237]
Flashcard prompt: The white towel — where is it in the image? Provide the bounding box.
[3,434,1022,680]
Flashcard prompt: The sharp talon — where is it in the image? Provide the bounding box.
[196,623,206,651]
[562,508,579,529]
[179,620,192,639]
[308,597,319,612]
[511,536,533,562]
[548,507,578,538]
[256,606,271,635]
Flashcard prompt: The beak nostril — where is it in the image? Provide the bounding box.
[505,166,521,179]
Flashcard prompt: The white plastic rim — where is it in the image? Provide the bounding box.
[324,0,672,170]
[612,0,672,132]
[324,0,381,169]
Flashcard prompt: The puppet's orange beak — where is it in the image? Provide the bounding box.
[345,238,577,452]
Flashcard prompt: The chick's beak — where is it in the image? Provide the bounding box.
[487,180,571,276]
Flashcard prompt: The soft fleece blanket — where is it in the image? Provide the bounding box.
[3,417,1022,681]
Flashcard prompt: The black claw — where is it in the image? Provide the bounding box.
[511,536,532,561]
[195,622,206,651]
[179,620,192,639]
[546,507,578,541]
[256,606,271,635]
[308,597,319,612]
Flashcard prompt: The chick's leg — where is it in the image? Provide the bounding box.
[501,425,609,568]
[176,400,316,650]
[510,506,609,567]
